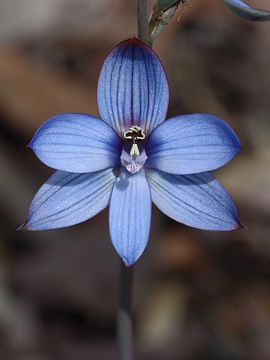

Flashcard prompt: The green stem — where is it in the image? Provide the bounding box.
[137,0,150,44]
[117,261,134,360]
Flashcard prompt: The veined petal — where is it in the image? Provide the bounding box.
[146,169,241,231]
[97,38,169,138]
[22,168,116,230]
[29,113,122,173]
[109,168,152,266]
[145,114,241,175]
[224,0,270,21]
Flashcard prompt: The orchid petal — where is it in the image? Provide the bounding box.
[109,168,152,266]
[224,0,270,21]
[97,38,169,138]
[145,114,241,175]
[29,113,122,173]
[22,168,116,230]
[146,169,241,231]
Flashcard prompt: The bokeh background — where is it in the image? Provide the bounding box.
[1,0,270,359]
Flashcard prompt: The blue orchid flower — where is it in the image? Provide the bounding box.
[22,38,242,266]
[224,0,270,21]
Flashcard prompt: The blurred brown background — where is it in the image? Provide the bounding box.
[0,0,270,359]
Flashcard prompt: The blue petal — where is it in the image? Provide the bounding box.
[146,169,241,231]
[97,38,169,138]
[109,168,152,266]
[145,114,241,175]
[29,113,122,173]
[224,0,270,21]
[22,168,116,230]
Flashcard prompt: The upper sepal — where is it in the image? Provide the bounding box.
[97,38,169,138]
[224,0,270,21]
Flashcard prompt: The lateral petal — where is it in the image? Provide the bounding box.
[109,168,152,266]
[145,114,241,175]
[29,113,122,173]
[146,169,241,231]
[224,0,270,21]
[22,168,116,230]
[97,38,169,138]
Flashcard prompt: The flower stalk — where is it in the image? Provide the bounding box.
[117,262,134,360]
[137,0,150,44]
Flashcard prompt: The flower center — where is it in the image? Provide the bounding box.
[124,125,145,158]
[122,126,147,174]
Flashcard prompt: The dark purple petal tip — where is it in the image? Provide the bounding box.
[124,263,133,269]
